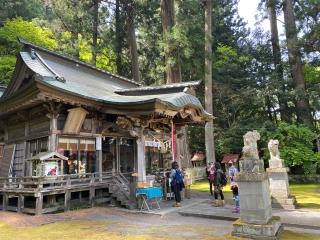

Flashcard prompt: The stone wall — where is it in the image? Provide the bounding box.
[185,167,206,184]
[289,174,320,183]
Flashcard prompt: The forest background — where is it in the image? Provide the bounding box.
[0,0,319,174]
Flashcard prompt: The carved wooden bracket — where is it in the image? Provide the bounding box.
[43,102,62,118]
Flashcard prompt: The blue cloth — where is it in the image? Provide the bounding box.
[235,195,240,208]
[136,187,163,199]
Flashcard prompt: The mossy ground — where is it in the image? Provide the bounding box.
[0,220,319,240]
[0,181,318,240]
[191,181,320,210]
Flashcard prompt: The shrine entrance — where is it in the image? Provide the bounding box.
[102,137,136,178]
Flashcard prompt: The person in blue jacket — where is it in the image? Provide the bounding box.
[170,161,185,207]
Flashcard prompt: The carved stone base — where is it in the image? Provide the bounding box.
[267,167,296,210]
[232,216,283,240]
[272,196,297,210]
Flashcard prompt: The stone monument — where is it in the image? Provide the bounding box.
[266,139,296,209]
[232,131,283,240]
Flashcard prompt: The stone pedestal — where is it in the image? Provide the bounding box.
[266,139,296,210]
[232,172,283,239]
[266,167,296,210]
[232,131,283,239]
[232,216,283,240]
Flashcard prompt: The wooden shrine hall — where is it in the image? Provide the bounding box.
[0,38,210,214]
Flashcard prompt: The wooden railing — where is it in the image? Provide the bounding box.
[0,172,114,192]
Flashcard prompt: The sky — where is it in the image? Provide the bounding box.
[238,0,285,36]
[238,0,269,31]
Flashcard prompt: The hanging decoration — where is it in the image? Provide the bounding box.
[171,121,175,162]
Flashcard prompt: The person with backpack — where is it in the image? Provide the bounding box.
[170,161,185,207]
[228,161,239,199]
[206,162,215,196]
[213,162,225,207]
[228,161,238,183]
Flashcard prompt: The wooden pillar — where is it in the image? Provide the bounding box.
[35,194,43,215]
[136,128,146,182]
[2,193,8,211]
[89,174,95,207]
[96,136,102,181]
[17,194,24,213]
[64,190,71,211]
[48,114,58,152]
[89,188,95,207]
[44,102,61,152]
[65,175,71,211]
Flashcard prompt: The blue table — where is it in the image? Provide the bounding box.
[136,187,163,211]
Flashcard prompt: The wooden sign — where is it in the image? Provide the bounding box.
[63,107,88,134]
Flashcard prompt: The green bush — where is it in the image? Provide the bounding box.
[260,123,319,175]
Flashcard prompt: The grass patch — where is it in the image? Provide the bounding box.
[290,183,320,210]
[191,181,320,210]
[0,220,319,240]
[282,230,320,240]
[0,220,171,240]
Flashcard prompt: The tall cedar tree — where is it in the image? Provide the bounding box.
[282,0,313,128]
[266,0,290,122]
[204,0,216,163]
[123,0,140,82]
[160,0,182,83]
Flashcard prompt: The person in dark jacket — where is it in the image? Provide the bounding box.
[213,162,225,207]
[206,162,215,196]
[170,161,184,207]
[231,182,240,213]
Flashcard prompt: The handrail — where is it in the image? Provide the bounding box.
[0,172,114,191]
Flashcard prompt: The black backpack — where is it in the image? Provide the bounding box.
[220,172,228,186]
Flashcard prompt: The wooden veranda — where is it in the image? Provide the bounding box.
[0,172,132,215]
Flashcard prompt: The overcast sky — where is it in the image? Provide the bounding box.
[238,0,285,36]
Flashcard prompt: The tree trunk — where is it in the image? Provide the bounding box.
[160,0,182,83]
[91,0,99,66]
[160,0,189,166]
[282,0,313,127]
[267,0,290,122]
[124,0,140,82]
[115,0,124,75]
[204,0,216,164]
[71,30,80,59]
[70,0,80,59]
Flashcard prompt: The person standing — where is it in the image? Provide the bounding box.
[170,161,185,207]
[228,161,238,183]
[213,162,225,207]
[206,162,215,196]
[231,182,240,213]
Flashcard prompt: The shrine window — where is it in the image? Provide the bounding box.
[58,137,96,174]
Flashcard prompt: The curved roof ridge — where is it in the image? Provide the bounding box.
[33,50,65,82]
[17,37,141,87]
[115,80,201,93]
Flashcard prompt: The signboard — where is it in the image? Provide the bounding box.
[44,161,58,176]
[96,137,102,151]
[145,140,161,149]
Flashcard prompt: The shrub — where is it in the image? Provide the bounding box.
[259,123,319,175]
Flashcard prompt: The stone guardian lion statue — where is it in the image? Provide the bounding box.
[268,139,280,161]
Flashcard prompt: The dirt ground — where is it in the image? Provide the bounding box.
[0,206,320,240]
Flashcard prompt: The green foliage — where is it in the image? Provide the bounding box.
[0,18,57,84]
[187,126,205,154]
[260,123,319,174]
[0,17,57,53]
[0,0,45,24]
[0,55,16,85]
